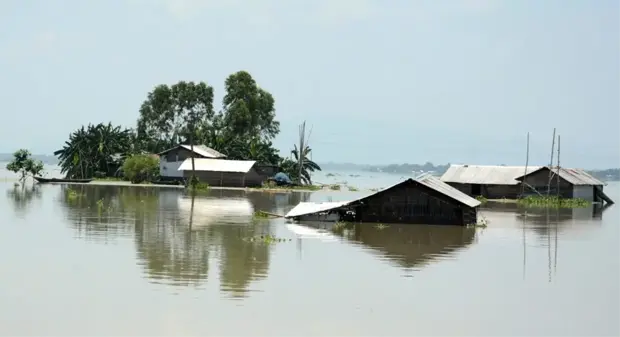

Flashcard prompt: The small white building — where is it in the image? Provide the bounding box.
[158,144,226,180]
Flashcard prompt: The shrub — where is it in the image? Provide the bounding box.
[6,149,44,182]
[122,154,159,184]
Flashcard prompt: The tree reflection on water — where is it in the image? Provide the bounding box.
[58,184,304,298]
[6,184,42,217]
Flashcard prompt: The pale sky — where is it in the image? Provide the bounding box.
[0,0,618,169]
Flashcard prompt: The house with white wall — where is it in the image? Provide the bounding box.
[158,144,226,181]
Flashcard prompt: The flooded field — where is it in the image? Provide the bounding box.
[0,165,618,336]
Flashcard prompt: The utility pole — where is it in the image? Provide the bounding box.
[547,128,556,196]
[556,135,561,198]
[521,132,530,197]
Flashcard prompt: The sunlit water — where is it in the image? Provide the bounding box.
[0,164,618,336]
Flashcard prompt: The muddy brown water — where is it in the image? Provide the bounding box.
[0,171,618,336]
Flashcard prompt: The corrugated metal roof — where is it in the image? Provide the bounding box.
[415,173,481,208]
[178,158,256,173]
[284,201,352,218]
[285,175,481,219]
[158,144,226,158]
[516,166,605,186]
[440,164,542,185]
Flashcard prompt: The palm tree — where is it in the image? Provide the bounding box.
[54,123,134,178]
[290,144,321,185]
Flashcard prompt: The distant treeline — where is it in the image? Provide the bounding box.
[319,162,620,182]
[0,153,58,164]
[2,154,619,182]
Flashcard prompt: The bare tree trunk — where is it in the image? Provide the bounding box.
[298,122,305,185]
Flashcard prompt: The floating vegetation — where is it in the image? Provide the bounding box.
[369,188,379,192]
[348,186,359,192]
[331,221,354,234]
[374,223,389,230]
[253,210,282,219]
[517,196,589,208]
[475,195,488,204]
[243,234,290,244]
[253,210,270,219]
[65,187,83,201]
[329,184,341,191]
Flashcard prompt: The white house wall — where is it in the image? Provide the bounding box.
[160,160,184,178]
[572,185,594,201]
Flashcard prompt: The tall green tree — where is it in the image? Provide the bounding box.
[136,81,214,154]
[54,123,134,178]
[6,149,44,182]
[221,71,279,141]
[201,71,280,164]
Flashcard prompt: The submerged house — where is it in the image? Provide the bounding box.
[440,164,542,199]
[178,158,268,187]
[515,166,614,204]
[285,174,482,226]
[158,144,227,180]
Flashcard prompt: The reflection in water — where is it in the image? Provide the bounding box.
[5,184,42,217]
[58,185,274,296]
[346,224,476,271]
[246,190,312,215]
[178,196,254,228]
[482,203,610,283]
[300,221,476,272]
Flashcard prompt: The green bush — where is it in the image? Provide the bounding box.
[122,155,159,184]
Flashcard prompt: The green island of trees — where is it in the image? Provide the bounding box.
[49,71,321,186]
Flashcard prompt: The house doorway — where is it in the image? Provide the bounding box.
[471,184,482,196]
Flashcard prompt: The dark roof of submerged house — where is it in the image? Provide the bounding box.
[515,166,605,186]
[157,144,226,159]
[284,174,481,219]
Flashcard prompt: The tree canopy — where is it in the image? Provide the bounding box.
[54,123,134,178]
[55,71,321,184]
[6,149,44,182]
[136,81,215,153]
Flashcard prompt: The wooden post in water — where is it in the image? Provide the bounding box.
[520,132,530,197]
[521,133,530,280]
[547,128,556,196]
[556,135,561,198]
[189,191,195,231]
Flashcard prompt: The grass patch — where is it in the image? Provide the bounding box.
[94,177,124,181]
[187,182,210,191]
[517,196,589,208]
[329,184,341,191]
[257,181,321,191]
[475,195,488,204]
[347,186,359,192]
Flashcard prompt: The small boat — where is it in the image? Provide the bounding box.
[34,177,93,184]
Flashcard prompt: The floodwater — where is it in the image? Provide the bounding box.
[0,165,618,336]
